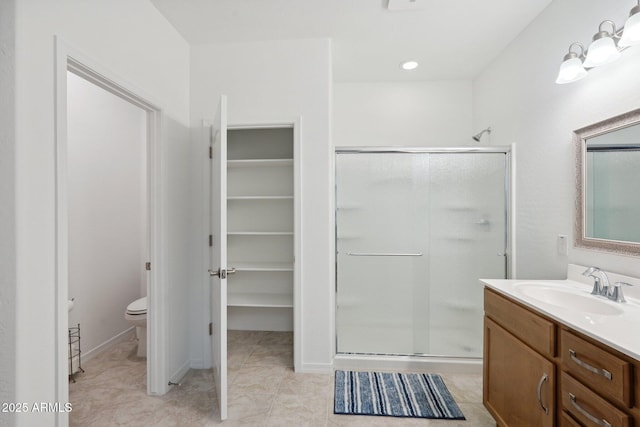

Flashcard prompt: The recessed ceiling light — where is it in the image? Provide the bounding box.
[400,60,419,70]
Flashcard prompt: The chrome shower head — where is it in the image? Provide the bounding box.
[472,127,492,142]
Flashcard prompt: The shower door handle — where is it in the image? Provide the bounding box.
[497,253,506,256]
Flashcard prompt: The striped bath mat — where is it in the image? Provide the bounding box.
[334,370,465,420]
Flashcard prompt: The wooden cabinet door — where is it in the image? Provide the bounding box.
[484,317,555,427]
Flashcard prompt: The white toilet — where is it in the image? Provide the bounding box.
[125,296,147,358]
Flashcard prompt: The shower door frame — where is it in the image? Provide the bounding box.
[333,146,514,360]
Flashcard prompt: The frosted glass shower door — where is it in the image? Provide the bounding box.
[335,150,507,357]
[427,153,507,357]
[336,153,431,355]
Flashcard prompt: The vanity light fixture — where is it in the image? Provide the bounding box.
[400,60,419,70]
[556,43,588,84]
[620,2,640,46]
[583,21,621,68]
[556,1,640,84]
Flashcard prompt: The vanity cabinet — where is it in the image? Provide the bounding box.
[484,289,556,426]
[484,287,640,427]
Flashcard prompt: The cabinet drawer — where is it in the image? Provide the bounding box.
[562,372,631,427]
[561,411,584,427]
[561,330,632,407]
[484,288,556,357]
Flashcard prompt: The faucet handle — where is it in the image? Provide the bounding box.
[589,277,601,295]
[610,282,633,303]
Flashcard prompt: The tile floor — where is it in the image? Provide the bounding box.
[69,331,496,426]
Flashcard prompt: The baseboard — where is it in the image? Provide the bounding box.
[297,362,333,374]
[81,327,136,363]
[170,360,191,385]
[190,358,211,369]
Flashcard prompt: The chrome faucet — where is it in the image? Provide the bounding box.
[582,267,610,296]
[582,267,633,303]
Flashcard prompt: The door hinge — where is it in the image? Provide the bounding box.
[145,262,151,271]
[209,235,213,247]
[209,146,213,159]
[209,322,213,336]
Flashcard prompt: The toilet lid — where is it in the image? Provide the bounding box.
[127,296,147,314]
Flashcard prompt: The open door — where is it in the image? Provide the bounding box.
[209,95,228,420]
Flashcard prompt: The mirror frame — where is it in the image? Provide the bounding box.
[575,107,640,256]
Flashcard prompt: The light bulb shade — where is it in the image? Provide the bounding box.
[619,10,640,47]
[556,57,588,84]
[583,36,621,67]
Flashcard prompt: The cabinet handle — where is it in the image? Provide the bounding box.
[536,373,549,414]
[569,349,613,380]
[569,393,612,427]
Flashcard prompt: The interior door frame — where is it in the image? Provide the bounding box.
[203,118,302,371]
[54,37,167,425]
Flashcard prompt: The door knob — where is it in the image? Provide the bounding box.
[209,268,236,279]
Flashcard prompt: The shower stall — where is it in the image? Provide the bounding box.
[335,147,510,367]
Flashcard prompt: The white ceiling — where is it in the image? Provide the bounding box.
[150,0,552,82]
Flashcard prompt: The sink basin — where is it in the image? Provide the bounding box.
[514,282,624,316]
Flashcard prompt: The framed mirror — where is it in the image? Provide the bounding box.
[575,108,640,256]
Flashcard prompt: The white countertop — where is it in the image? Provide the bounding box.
[481,277,640,362]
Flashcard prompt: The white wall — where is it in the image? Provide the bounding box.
[0,1,16,426]
[333,81,473,147]
[473,0,640,279]
[67,71,147,356]
[189,39,333,372]
[13,0,191,424]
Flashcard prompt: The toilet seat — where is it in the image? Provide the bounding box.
[126,296,147,315]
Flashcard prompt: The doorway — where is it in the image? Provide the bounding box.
[66,67,148,370]
[54,41,165,426]
[206,99,302,419]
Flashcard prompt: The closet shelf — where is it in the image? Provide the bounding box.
[228,261,294,272]
[438,236,474,241]
[227,195,293,200]
[227,231,293,236]
[227,159,293,168]
[228,292,293,308]
[336,205,363,210]
[441,206,478,212]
